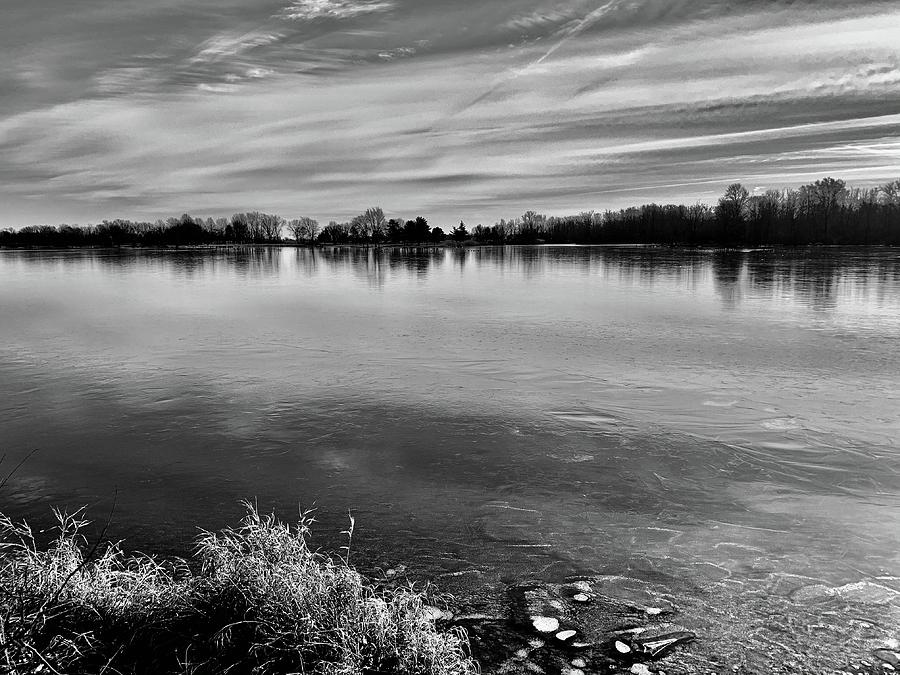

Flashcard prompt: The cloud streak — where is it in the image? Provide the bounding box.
[1,0,899,226]
[281,0,395,21]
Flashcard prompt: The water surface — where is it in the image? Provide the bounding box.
[1,245,899,669]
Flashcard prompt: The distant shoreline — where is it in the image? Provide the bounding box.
[2,242,898,252]
[4,177,900,248]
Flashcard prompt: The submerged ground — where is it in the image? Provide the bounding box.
[1,245,898,672]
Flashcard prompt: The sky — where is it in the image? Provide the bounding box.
[2,0,900,227]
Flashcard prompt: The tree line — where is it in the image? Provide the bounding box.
[476,178,900,246]
[2,177,900,248]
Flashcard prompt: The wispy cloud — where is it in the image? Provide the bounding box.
[1,0,899,226]
[193,31,284,63]
[280,0,395,22]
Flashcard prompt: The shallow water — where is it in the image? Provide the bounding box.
[1,245,899,668]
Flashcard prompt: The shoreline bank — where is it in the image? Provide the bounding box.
[2,503,897,675]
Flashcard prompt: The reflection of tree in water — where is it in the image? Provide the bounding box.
[749,251,842,313]
[293,247,318,277]
[404,247,446,278]
[308,246,382,287]
[786,254,841,313]
[82,247,287,281]
[468,245,717,288]
[448,247,468,273]
[472,245,545,279]
[872,256,900,306]
[57,245,900,312]
[349,248,386,289]
[382,246,446,279]
[517,247,546,280]
[79,249,211,281]
[169,249,239,281]
[711,251,745,309]
[228,246,282,280]
[167,251,220,280]
[310,245,448,284]
[282,245,900,313]
[468,245,506,273]
[611,248,665,288]
[311,246,351,276]
[590,247,707,291]
[739,248,900,315]
[745,251,776,296]
[539,245,599,280]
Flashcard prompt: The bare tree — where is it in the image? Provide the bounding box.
[686,202,712,243]
[246,212,263,241]
[520,210,546,241]
[261,213,285,241]
[288,217,319,243]
[878,179,900,206]
[301,217,319,242]
[715,183,750,245]
[810,177,847,211]
[803,177,847,242]
[360,207,387,243]
[320,220,350,243]
[349,214,367,242]
[719,183,750,216]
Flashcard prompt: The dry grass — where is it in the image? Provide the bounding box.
[0,503,477,675]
